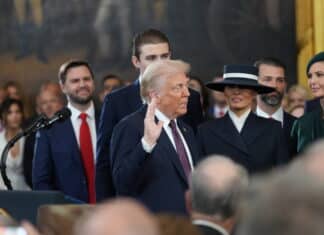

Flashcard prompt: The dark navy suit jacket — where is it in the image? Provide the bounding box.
[33,113,98,202]
[197,112,289,174]
[110,106,201,214]
[96,80,203,201]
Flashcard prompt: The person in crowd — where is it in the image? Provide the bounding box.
[96,29,203,201]
[207,76,228,119]
[74,198,159,235]
[291,51,324,153]
[98,74,124,103]
[287,104,304,118]
[198,65,289,174]
[22,81,66,187]
[285,84,309,112]
[0,98,31,190]
[33,60,99,203]
[4,81,22,100]
[186,155,248,235]
[36,81,66,118]
[110,60,201,214]
[254,57,296,159]
[237,162,324,235]
[188,75,210,117]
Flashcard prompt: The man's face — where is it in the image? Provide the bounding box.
[60,66,95,106]
[224,86,256,115]
[7,85,21,100]
[155,73,190,119]
[258,64,286,107]
[132,43,170,75]
[103,78,122,96]
[37,90,64,118]
[288,91,306,108]
[211,76,227,108]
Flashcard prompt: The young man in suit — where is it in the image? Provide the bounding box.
[96,29,203,201]
[198,65,289,174]
[254,58,297,159]
[33,60,98,203]
[110,60,201,214]
[186,156,248,235]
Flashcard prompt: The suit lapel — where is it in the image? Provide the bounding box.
[241,112,266,145]
[157,128,188,185]
[212,114,249,155]
[177,121,198,165]
[55,120,83,165]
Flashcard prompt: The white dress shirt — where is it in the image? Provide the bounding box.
[141,109,194,170]
[228,109,251,133]
[193,220,229,235]
[256,106,284,126]
[68,102,97,162]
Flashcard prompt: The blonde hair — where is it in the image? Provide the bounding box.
[140,60,190,103]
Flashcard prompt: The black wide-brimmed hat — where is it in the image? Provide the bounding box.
[206,65,275,94]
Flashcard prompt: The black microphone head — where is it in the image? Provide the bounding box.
[56,107,72,121]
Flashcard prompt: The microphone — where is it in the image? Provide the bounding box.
[22,114,48,137]
[44,107,72,128]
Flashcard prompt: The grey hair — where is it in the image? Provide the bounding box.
[140,59,190,103]
[190,155,248,220]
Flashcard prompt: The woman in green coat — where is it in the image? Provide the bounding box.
[291,51,324,153]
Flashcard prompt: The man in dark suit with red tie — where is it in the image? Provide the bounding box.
[110,60,201,214]
[33,60,98,203]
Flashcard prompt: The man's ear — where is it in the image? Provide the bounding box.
[59,81,66,94]
[185,190,192,215]
[131,56,141,69]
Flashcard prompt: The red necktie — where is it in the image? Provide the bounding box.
[169,120,191,179]
[219,110,225,117]
[79,113,96,204]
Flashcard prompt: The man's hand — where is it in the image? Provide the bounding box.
[143,98,163,147]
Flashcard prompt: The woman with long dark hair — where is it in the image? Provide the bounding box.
[0,98,30,190]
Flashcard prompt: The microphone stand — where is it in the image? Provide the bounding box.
[0,115,48,190]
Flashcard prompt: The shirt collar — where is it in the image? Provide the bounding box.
[67,101,95,121]
[155,108,175,129]
[256,106,283,123]
[228,108,251,122]
[193,220,229,235]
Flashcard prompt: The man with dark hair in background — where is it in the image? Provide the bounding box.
[96,28,203,201]
[254,57,296,158]
[98,74,124,104]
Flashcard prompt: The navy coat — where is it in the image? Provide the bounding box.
[197,112,289,174]
[96,80,203,200]
[110,106,201,214]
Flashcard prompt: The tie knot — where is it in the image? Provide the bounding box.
[169,120,177,130]
[79,113,87,121]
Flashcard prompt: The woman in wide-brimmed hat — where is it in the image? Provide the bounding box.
[197,64,289,174]
[291,51,324,153]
